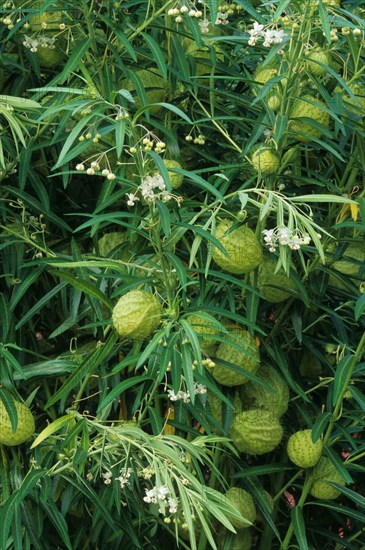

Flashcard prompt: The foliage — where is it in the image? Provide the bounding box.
[0,0,364,548]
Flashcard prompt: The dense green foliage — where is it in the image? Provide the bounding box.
[0,0,364,548]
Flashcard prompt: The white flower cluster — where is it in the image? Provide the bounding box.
[23,35,56,52]
[248,22,286,47]
[262,227,312,252]
[126,172,182,207]
[143,486,178,514]
[102,467,133,488]
[116,467,133,489]
[168,382,207,403]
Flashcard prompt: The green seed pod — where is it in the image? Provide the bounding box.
[287,429,323,468]
[230,409,283,455]
[328,242,365,290]
[29,3,64,32]
[254,256,297,303]
[122,69,167,113]
[310,457,346,499]
[112,290,162,340]
[289,96,330,141]
[224,487,256,529]
[97,232,129,257]
[305,47,332,76]
[163,159,184,189]
[212,219,263,275]
[186,312,220,355]
[251,146,280,175]
[0,397,35,446]
[213,328,260,387]
[240,365,289,418]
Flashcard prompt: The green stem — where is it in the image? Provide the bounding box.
[322,331,365,448]
[281,470,314,550]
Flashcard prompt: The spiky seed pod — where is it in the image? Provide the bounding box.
[123,69,167,113]
[310,457,346,499]
[225,487,256,529]
[206,390,242,434]
[224,487,257,529]
[163,159,184,189]
[287,429,323,468]
[289,96,330,141]
[0,397,35,446]
[328,242,365,290]
[186,313,220,355]
[267,94,281,111]
[29,4,64,32]
[251,146,280,175]
[212,219,263,275]
[213,327,260,387]
[336,84,365,116]
[305,47,332,76]
[112,290,162,340]
[240,365,289,418]
[254,257,296,303]
[230,409,283,455]
[36,46,64,68]
[98,232,129,257]
[253,67,279,88]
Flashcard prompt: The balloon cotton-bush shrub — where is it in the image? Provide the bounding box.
[0,0,364,549]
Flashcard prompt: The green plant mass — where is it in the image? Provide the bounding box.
[0,0,364,549]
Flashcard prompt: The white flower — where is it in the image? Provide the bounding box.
[274,30,285,43]
[126,193,139,206]
[262,229,276,244]
[263,29,276,47]
[143,488,157,503]
[252,21,264,34]
[156,486,169,500]
[144,485,170,505]
[168,497,178,514]
[102,471,113,484]
[116,468,133,489]
[199,18,210,33]
[167,389,179,401]
[194,383,207,395]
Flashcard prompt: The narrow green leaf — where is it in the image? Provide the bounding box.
[142,33,167,80]
[0,346,25,378]
[57,39,92,84]
[15,470,45,504]
[326,483,365,509]
[318,1,331,43]
[10,266,46,311]
[333,355,353,406]
[355,293,365,321]
[15,281,68,330]
[0,493,18,549]
[292,506,308,550]
[0,387,18,432]
[48,270,113,311]
[39,498,72,550]
[45,331,118,408]
[311,412,332,442]
[30,414,76,448]
[97,375,153,412]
